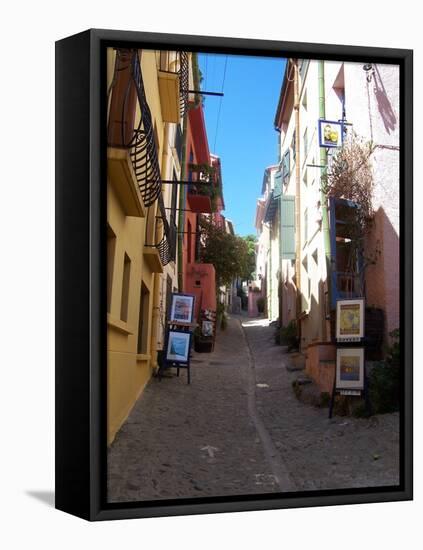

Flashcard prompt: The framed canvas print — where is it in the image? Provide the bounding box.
[166,330,192,363]
[56,29,413,521]
[318,119,344,148]
[336,298,365,342]
[336,347,365,390]
[169,293,195,324]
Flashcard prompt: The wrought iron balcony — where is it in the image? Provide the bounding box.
[108,48,161,207]
[174,124,183,163]
[159,50,189,119]
[153,194,177,266]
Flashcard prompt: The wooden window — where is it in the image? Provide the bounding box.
[282,148,291,186]
[280,195,296,260]
[120,253,131,322]
[137,282,150,354]
[107,225,116,313]
[273,170,282,198]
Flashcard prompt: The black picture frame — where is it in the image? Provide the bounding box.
[56,28,413,521]
[169,293,196,324]
[165,329,192,364]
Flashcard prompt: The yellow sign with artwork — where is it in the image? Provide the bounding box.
[336,298,364,341]
[340,303,360,335]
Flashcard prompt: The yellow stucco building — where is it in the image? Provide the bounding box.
[106,47,190,444]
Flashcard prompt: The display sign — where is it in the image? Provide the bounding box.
[336,298,365,342]
[339,389,361,396]
[166,329,192,364]
[169,292,195,324]
[318,119,344,148]
[336,348,365,391]
[202,320,214,337]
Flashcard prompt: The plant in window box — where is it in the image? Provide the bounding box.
[188,163,216,185]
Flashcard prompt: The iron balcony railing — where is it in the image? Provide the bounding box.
[155,194,177,266]
[159,50,189,118]
[332,270,363,301]
[108,48,178,266]
[174,124,183,163]
[108,48,161,207]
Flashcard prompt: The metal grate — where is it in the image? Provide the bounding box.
[178,51,189,117]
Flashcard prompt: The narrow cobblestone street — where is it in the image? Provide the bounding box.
[108,315,400,502]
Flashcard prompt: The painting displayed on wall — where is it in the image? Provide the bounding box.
[336,348,365,390]
[56,29,412,521]
[336,298,365,342]
[169,293,195,324]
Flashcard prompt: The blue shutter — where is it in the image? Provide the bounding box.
[281,195,296,260]
[329,197,338,308]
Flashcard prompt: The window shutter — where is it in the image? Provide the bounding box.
[273,171,282,198]
[329,196,338,308]
[282,149,290,185]
[281,195,296,260]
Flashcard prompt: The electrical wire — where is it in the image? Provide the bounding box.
[213,55,228,152]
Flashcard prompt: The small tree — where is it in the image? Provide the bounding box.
[240,234,257,282]
[199,218,252,288]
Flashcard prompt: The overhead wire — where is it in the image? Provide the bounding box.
[213,55,228,153]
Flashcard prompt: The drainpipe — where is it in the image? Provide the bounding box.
[318,60,332,340]
[177,106,188,291]
[151,122,170,366]
[293,59,301,326]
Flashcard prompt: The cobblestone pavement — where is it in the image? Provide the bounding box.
[107,315,400,502]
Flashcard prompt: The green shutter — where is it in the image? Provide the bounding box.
[282,149,290,185]
[280,195,296,260]
[273,171,282,198]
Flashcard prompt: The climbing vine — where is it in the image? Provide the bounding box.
[322,131,380,286]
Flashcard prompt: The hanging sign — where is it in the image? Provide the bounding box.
[318,119,344,148]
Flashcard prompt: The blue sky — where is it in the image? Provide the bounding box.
[198,53,286,236]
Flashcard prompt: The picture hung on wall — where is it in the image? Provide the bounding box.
[56,29,413,521]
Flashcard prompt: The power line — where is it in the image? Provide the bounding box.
[213,55,228,153]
